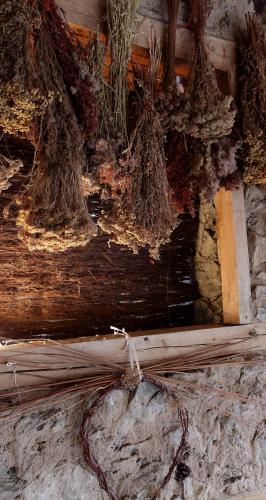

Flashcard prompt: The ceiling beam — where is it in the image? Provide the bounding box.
[57,0,236,74]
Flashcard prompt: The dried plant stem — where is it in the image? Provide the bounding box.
[106,0,140,143]
[163,0,180,90]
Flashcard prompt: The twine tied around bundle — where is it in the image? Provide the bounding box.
[111,326,143,389]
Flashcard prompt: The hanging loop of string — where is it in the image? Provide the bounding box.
[110,326,143,384]
[6,361,21,402]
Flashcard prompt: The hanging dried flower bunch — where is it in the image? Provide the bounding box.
[165,132,196,215]
[181,0,236,141]
[238,14,266,186]
[0,154,22,193]
[98,88,178,259]
[41,0,98,142]
[160,0,236,142]
[10,0,98,251]
[0,1,47,136]
[97,29,178,259]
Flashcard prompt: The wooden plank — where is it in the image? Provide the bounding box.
[0,323,265,390]
[215,186,252,325]
[231,490,266,500]
[57,0,236,73]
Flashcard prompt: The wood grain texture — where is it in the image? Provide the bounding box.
[231,490,266,500]
[215,187,252,324]
[57,0,236,73]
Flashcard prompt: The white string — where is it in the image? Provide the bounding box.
[6,361,21,402]
[110,326,142,382]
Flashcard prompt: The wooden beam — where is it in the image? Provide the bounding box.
[215,186,252,324]
[0,323,265,390]
[231,490,266,500]
[57,0,236,73]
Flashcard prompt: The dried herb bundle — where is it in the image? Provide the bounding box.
[0,1,47,136]
[0,153,22,193]
[99,89,178,259]
[183,0,236,141]
[42,0,98,141]
[160,0,236,142]
[166,133,241,213]
[105,0,140,144]
[13,0,97,251]
[238,14,266,186]
[165,132,196,215]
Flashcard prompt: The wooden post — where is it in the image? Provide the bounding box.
[215,186,252,324]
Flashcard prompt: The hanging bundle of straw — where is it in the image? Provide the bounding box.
[0,153,23,193]
[238,14,266,186]
[104,0,140,144]
[12,0,97,251]
[0,337,264,499]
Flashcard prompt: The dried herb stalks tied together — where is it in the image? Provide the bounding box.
[238,14,266,186]
[0,1,47,136]
[99,91,178,259]
[14,0,97,251]
[163,0,236,142]
[105,0,140,143]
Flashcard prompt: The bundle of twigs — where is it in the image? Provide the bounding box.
[9,0,98,251]
[0,338,264,499]
[0,153,23,193]
[238,14,266,186]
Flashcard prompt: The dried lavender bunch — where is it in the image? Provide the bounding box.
[98,89,178,259]
[238,14,266,186]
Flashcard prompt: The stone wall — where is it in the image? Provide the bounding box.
[245,187,266,323]
[1,364,265,500]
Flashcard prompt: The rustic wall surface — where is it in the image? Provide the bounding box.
[138,0,254,39]
[1,364,265,500]
[194,200,223,324]
[245,187,266,323]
